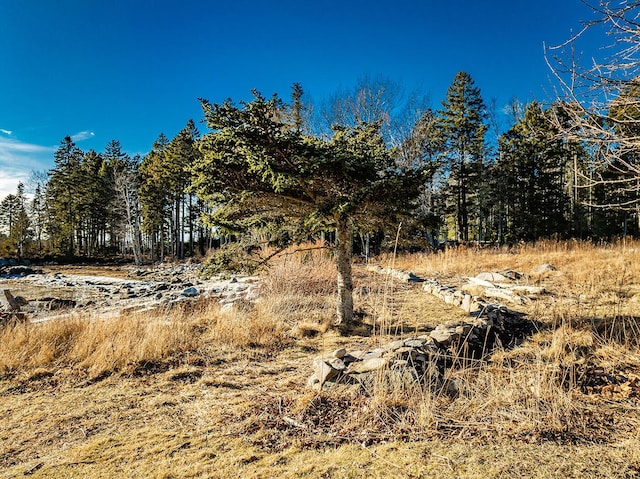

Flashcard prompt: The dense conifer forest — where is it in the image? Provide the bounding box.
[1,71,638,262]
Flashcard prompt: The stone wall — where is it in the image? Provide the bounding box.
[309,266,538,391]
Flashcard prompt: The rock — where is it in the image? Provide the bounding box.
[332,348,347,359]
[5,266,39,277]
[327,358,347,371]
[312,357,340,386]
[500,270,524,280]
[476,272,510,283]
[182,286,199,297]
[483,287,525,305]
[14,296,29,306]
[46,298,77,310]
[467,276,496,288]
[461,294,474,312]
[347,357,388,374]
[533,263,556,273]
[430,328,459,346]
[307,373,322,390]
[383,339,406,352]
[361,348,385,360]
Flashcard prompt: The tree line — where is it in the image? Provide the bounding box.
[0,69,638,262]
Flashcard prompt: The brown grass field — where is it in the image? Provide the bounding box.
[1,240,640,478]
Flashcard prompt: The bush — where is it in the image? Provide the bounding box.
[199,243,263,279]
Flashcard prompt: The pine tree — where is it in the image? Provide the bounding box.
[30,185,47,252]
[164,120,200,259]
[140,134,170,262]
[193,90,426,328]
[0,184,31,257]
[438,72,487,242]
[46,137,84,254]
[494,102,574,241]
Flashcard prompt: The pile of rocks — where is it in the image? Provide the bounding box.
[367,265,547,312]
[308,304,531,391]
[365,265,424,283]
[422,279,486,313]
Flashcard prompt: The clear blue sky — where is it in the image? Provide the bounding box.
[0,0,601,198]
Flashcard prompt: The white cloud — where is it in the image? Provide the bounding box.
[0,129,13,136]
[71,130,95,142]
[0,137,54,198]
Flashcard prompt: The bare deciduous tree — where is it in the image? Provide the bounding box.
[545,0,640,220]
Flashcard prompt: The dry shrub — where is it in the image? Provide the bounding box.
[0,299,292,376]
[390,238,640,282]
[296,239,640,443]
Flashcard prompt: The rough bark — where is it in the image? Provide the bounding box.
[334,217,354,327]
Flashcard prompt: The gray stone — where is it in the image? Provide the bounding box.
[403,339,425,348]
[182,286,199,297]
[430,329,459,346]
[14,296,29,306]
[533,263,556,273]
[313,357,340,385]
[384,340,406,352]
[454,324,472,336]
[476,272,510,283]
[307,373,321,390]
[461,294,473,312]
[327,358,347,371]
[362,348,385,360]
[347,357,388,374]
[332,348,347,359]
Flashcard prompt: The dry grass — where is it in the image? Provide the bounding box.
[1,240,640,478]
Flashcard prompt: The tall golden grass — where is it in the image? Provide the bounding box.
[0,303,290,376]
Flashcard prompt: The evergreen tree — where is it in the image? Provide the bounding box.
[193,90,426,327]
[30,185,47,252]
[165,120,200,259]
[46,137,84,254]
[396,108,444,247]
[494,102,575,241]
[290,82,305,132]
[140,133,170,261]
[438,72,487,242]
[0,184,31,257]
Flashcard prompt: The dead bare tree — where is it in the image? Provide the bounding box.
[112,160,143,265]
[545,0,640,226]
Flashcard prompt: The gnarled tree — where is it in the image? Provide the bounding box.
[192,90,427,328]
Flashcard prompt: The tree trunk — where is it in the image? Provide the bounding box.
[334,217,354,328]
